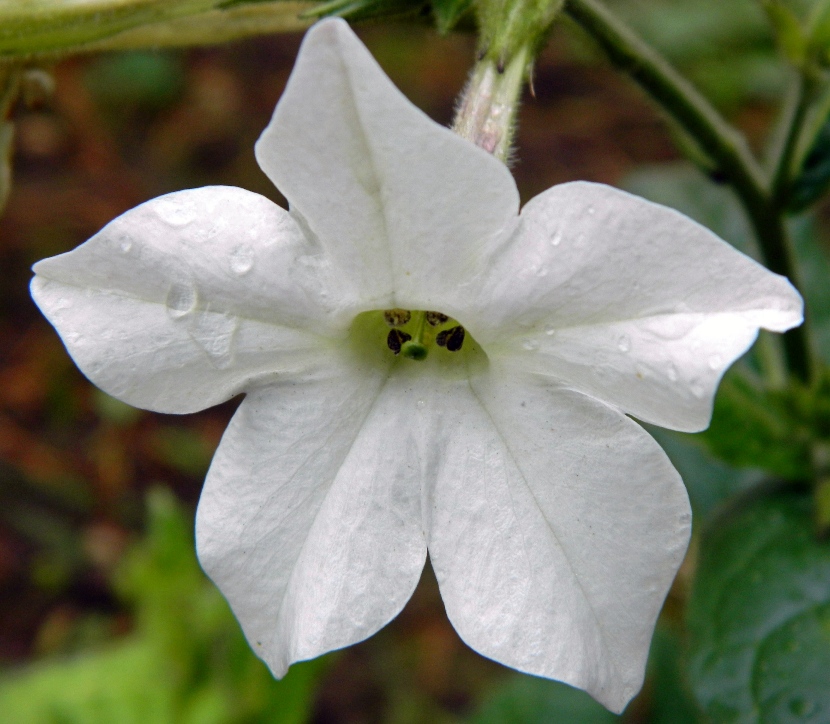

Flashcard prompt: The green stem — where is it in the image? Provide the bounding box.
[564,0,767,199]
[771,72,812,204]
[745,202,814,383]
[564,0,815,384]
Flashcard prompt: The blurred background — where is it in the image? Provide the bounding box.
[1,1,824,721]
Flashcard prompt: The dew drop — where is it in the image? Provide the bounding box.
[545,325,556,336]
[66,331,82,344]
[165,282,197,319]
[691,382,705,399]
[522,339,540,351]
[416,399,426,409]
[617,335,631,353]
[708,354,722,370]
[550,230,563,246]
[667,363,678,382]
[230,245,254,275]
[119,236,133,253]
[586,205,595,215]
[155,198,196,227]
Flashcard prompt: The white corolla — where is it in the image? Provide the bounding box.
[30,18,802,713]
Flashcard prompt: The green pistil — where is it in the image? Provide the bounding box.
[401,311,429,361]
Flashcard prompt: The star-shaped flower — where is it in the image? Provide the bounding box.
[31,19,802,713]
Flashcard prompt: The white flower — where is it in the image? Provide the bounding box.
[30,19,802,713]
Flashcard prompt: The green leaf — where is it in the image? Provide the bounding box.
[687,492,830,723]
[647,625,700,724]
[790,215,830,360]
[761,0,808,64]
[0,0,222,57]
[646,425,765,518]
[0,487,328,724]
[301,0,427,23]
[431,0,472,34]
[470,674,619,723]
[697,369,812,480]
[807,0,830,51]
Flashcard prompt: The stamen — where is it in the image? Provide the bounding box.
[384,308,411,327]
[425,311,449,326]
[387,329,411,355]
[380,310,466,360]
[436,325,465,352]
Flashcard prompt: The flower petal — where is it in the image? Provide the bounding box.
[31,186,343,414]
[255,18,519,311]
[468,181,803,431]
[196,366,427,677]
[425,364,690,713]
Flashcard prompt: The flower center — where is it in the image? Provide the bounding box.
[382,309,466,361]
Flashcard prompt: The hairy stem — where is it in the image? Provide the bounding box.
[452,45,530,162]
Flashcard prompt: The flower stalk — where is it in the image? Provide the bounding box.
[452,45,530,162]
[453,0,563,161]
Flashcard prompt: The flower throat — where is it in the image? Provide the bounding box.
[383,309,466,361]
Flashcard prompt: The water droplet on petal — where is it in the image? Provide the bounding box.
[166,282,197,319]
[617,335,631,353]
[119,236,133,253]
[667,363,678,382]
[416,399,426,409]
[545,325,556,336]
[66,331,82,344]
[708,354,722,369]
[155,197,196,227]
[522,339,539,351]
[230,245,254,275]
[691,382,705,399]
[550,230,563,246]
[586,205,596,215]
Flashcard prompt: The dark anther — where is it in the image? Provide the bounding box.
[387,329,411,355]
[384,308,411,327]
[425,311,449,326]
[496,57,505,74]
[436,325,465,352]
